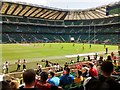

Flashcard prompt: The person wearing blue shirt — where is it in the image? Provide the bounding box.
[59,68,74,87]
[48,71,60,86]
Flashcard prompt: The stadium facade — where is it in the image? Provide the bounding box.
[0,0,120,44]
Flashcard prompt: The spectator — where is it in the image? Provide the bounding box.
[111,52,114,58]
[97,56,104,66]
[48,68,52,73]
[36,63,42,76]
[64,62,68,70]
[77,55,80,62]
[88,63,98,77]
[22,59,27,70]
[10,80,19,90]
[35,72,52,90]
[16,60,21,71]
[94,53,98,60]
[48,71,60,86]
[83,61,120,90]
[82,64,89,77]
[0,81,12,90]
[70,60,74,64]
[5,61,9,73]
[59,68,74,87]
[106,55,112,62]
[106,47,108,54]
[19,69,38,90]
[2,63,6,74]
[45,60,50,67]
[54,63,57,72]
[56,63,60,72]
[74,70,83,84]
[87,55,90,61]
[70,69,76,77]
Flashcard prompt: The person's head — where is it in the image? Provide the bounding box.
[50,71,55,77]
[88,63,94,69]
[0,81,12,90]
[63,70,66,75]
[100,61,114,77]
[99,56,103,60]
[23,69,36,86]
[10,80,19,90]
[77,70,82,78]
[40,72,48,82]
[107,55,112,60]
[65,68,70,74]
[82,64,86,67]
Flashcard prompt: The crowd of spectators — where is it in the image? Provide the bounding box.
[1,52,120,90]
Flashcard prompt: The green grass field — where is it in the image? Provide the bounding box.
[1,43,118,72]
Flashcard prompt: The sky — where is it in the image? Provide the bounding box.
[6,0,119,10]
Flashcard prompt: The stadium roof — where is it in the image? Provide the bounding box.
[0,0,119,20]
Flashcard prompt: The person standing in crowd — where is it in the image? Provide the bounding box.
[111,52,114,58]
[106,47,108,54]
[87,55,90,61]
[2,63,6,74]
[16,60,21,71]
[77,55,80,62]
[64,62,68,70]
[83,61,120,90]
[54,63,57,72]
[45,60,49,67]
[82,46,84,50]
[2,61,9,73]
[22,59,27,70]
[19,69,39,90]
[70,60,74,64]
[56,63,60,72]
[94,53,98,60]
[5,61,9,73]
[89,44,91,48]
[48,71,60,86]
[104,44,106,48]
[36,63,42,76]
[36,63,42,69]
[97,56,104,66]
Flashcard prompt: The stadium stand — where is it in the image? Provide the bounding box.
[0,1,120,90]
[1,1,120,44]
